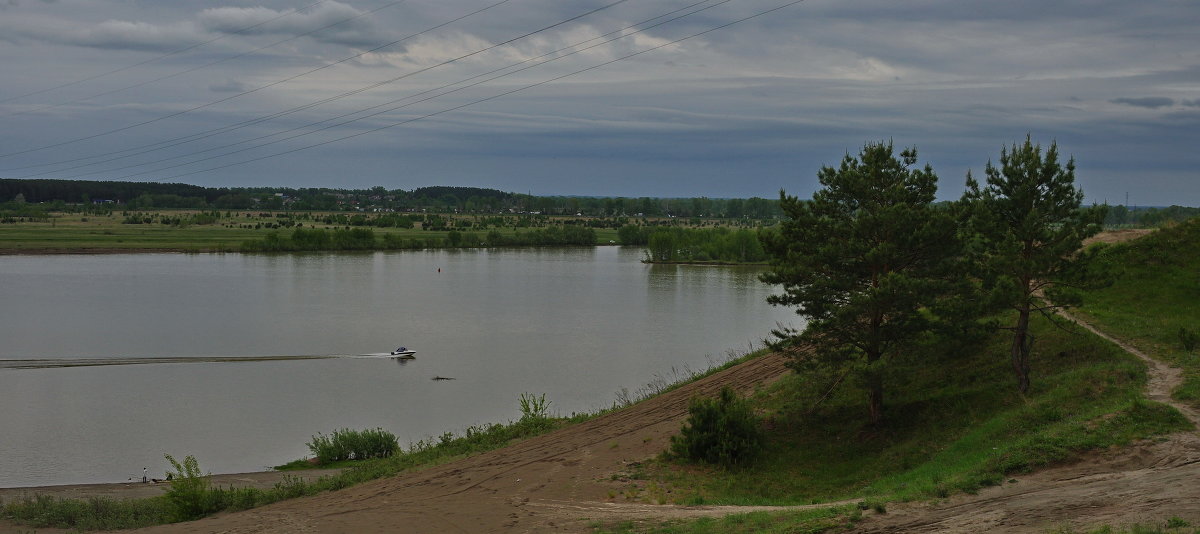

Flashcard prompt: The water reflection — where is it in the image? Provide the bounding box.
[0,248,795,487]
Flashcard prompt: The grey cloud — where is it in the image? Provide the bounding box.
[1110,97,1176,109]
[208,79,249,93]
[197,1,389,48]
[0,13,207,52]
[0,0,1197,205]
[67,19,206,52]
[5,1,390,53]
[196,6,278,33]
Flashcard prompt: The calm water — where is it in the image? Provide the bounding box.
[0,247,796,487]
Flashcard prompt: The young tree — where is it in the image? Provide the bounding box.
[761,141,959,425]
[961,136,1106,393]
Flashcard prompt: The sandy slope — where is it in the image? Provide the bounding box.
[117,353,796,533]
[122,314,1199,534]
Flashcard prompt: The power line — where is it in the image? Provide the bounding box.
[2,0,406,119]
[58,0,732,181]
[3,0,641,176]
[0,0,328,106]
[3,0,810,183]
[0,0,519,160]
[152,0,812,183]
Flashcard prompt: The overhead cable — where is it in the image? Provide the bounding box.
[0,0,519,159]
[47,0,731,181]
[8,0,668,179]
[154,0,812,183]
[4,0,639,176]
[0,0,328,108]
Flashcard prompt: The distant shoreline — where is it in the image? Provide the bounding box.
[0,469,336,502]
[0,247,195,255]
[642,260,768,266]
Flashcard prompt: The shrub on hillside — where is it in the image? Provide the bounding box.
[670,386,763,468]
[306,428,399,464]
[1180,327,1199,352]
[163,454,220,521]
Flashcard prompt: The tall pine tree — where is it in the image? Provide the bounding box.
[961,136,1106,393]
[761,141,959,425]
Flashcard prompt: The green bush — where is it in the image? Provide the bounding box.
[670,386,764,468]
[1179,327,1198,352]
[163,454,220,521]
[306,427,399,464]
[518,392,551,421]
[0,494,170,530]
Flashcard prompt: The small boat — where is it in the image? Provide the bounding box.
[390,347,416,358]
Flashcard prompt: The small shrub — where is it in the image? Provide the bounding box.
[518,392,551,421]
[306,428,399,464]
[1179,327,1199,351]
[669,386,764,468]
[163,454,219,521]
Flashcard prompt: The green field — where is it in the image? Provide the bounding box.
[0,210,621,252]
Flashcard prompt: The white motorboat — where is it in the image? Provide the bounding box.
[390,347,416,358]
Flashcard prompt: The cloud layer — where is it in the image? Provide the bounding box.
[0,0,1196,205]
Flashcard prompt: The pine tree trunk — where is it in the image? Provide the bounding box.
[1011,307,1032,394]
[867,375,884,425]
[866,341,884,425]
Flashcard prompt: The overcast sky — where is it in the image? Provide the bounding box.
[0,0,1196,204]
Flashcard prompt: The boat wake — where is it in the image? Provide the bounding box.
[0,354,352,370]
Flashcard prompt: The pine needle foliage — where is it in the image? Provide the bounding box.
[961,136,1107,393]
[761,141,961,425]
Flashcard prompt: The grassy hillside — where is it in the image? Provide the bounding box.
[599,302,1194,531]
[592,222,1200,533]
[634,314,1184,504]
[1074,218,1200,406]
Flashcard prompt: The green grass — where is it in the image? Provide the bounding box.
[596,223,1200,533]
[628,311,1189,509]
[0,210,625,252]
[1074,218,1200,407]
[0,494,172,530]
[591,505,858,534]
[1048,516,1200,533]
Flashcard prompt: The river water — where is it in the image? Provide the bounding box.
[0,247,796,487]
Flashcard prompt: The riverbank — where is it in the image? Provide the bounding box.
[12,352,795,533]
[0,209,624,253]
[0,470,335,503]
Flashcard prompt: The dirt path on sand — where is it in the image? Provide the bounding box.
[852,310,1200,533]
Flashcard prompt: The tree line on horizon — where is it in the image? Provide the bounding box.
[0,178,783,219]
